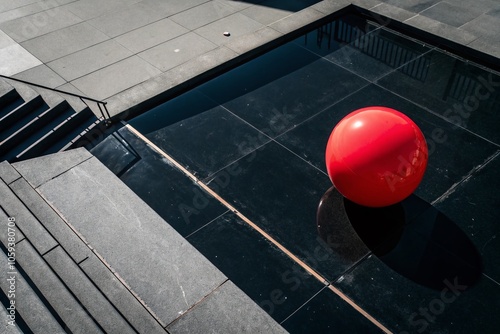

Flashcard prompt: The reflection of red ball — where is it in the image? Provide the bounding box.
[325,107,428,207]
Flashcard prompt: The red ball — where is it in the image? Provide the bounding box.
[325,107,428,207]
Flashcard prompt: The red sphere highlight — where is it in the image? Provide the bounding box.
[325,107,428,207]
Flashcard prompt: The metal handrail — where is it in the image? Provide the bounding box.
[0,74,112,125]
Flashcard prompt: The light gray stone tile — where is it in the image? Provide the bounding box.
[140,0,210,16]
[269,7,326,34]
[0,246,65,334]
[380,0,440,13]
[0,7,82,42]
[420,1,484,27]
[241,4,295,25]
[138,32,217,72]
[167,281,287,333]
[114,18,188,54]
[467,37,500,59]
[404,14,478,45]
[80,254,168,333]
[218,0,261,10]
[12,64,66,89]
[10,178,91,263]
[15,240,102,333]
[12,147,92,188]
[0,0,39,13]
[38,157,227,325]
[460,14,500,44]
[351,0,383,9]
[0,44,42,76]
[71,56,161,100]
[194,13,264,46]
[63,0,142,20]
[20,22,109,63]
[0,29,16,48]
[0,0,75,25]
[0,161,21,184]
[371,3,417,22]
[47,39,133,81]
[312,0,352,14]
[87,2,167,38]
[170,1,237,30]
[0,180,57,255]
[44,246,135,334]
[106,46,238,118]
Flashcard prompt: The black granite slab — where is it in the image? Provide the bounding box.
[187,212,325,322]
[377,49,500,145]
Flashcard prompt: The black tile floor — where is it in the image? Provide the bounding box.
[91,13,500,333]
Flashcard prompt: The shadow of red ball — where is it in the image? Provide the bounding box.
[325,106,428,207]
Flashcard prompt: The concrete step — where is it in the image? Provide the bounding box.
[0,101,71,155]
[0,176,135,333]
[17,107,100,161]
[0,96,48,141]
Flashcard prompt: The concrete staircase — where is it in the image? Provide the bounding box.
[0,78,101,163]
[0,159,167,334]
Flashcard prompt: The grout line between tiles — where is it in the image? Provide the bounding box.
[125,123,393,334]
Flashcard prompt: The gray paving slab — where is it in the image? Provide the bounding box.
[268,7,327,34]
[47,39,133,81]
[404,14,478,45]
[170,1,237,30]
[167,281,287,333]
[114,18,188,54]
[311,0,352,13]
[0,206,25,245]
[140,0,211,17]
[242,0,321,25]
[0,29,15,48]
[0,0,39,13]
[0,180,57,255]
[0,245,65,334]
[447,0,500,14]
[20,21,109,63]
[15,240,103,334]
[218,0,261,10]
[0,44,42,76]
[12,64,66,89]
[63,0,143,21]
[224,26,283,55]
[460,14,500,44]
[80,254,168,333]
[0,0,75,25]
[371,2,417,21]
[9,178,91,263]
[38,156,228,325]
[468,36,500,59]
[351,0,383,9]
[12,147,92,188]
[71,55,161,100]
[107,46,238,117]
[138,32,217,72]
[44,246,136,334]
[420,1,484,27]
[87,1,167,38]
[194,12,264,46]
[380,0,440,13]
[0,7,82,42]
[0,161,21,185]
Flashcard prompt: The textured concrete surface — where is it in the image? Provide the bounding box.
[0,0,498,120]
